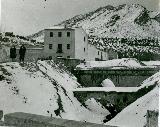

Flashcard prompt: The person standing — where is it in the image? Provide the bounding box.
[10,45,17,62]
[19,44,26,63]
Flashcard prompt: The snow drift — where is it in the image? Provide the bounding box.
[101,79,115,87]
[106,71,160,127]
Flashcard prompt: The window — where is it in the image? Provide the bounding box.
[84,37,86,42]
[50,32,53,37]
[57,44,63,53]
[84,48,85,52]
[67,32,70,37]
[67,56,70,58]
[57,56,62,58]
[95,58,100,61]
[98,51,99,55]
[67,44,70,49]
[49,44,52,49]
[101,52,103,60]
[58,32,62,37]
[49,56,52,60]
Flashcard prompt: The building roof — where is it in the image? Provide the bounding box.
[45,25,80,30]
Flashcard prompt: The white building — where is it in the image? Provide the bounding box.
[44,26,109,61]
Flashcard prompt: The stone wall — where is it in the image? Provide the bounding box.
[146,110,159,127]
[73,69,159,87]
[0,47,44,63]
[16,48,44,62]
[4,112,117,127]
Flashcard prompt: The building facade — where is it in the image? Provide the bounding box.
[44,26,109,61]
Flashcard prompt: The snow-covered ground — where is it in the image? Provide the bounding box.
[0,61,109,124]
[76,58,155,70]
[106,71,160,127]
[0,60,159,126]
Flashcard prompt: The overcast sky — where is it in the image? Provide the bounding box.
[1,0,160,36]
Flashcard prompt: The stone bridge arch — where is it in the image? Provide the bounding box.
[73,69,158,87]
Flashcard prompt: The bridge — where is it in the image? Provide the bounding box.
[73,83,156,113]
[73,68,159,87]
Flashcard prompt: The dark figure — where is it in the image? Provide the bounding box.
[19,44,26,63]
[10,46,16,62]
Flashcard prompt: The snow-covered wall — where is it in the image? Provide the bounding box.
[4,112,115,127]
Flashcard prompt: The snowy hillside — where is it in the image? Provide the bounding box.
[0,61,109,124]
[59,4,160,39]
[107,71,160,127]
[0,32,43,47]
[26,30,44,44]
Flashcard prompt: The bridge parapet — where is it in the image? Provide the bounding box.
[73,68,159,87]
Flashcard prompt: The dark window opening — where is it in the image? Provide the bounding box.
[67,56,70,58]
[101,52,103,60]
[95,58,100,61]
[98,51,99,55]
[67,32,70,37]
[50,32,53,37]
[57,56,62,58]
[49,56,52,60]
[67,44,70,49]
[58,32,62,37]
[57,44,63,53]
[49,44,52,49]
[84,37,86,42]
[84,48,85,52]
